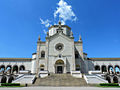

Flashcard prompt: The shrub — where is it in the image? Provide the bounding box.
[100,83,119,86]
[1,83,20,86]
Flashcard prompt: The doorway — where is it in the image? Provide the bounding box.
[57,66,63,73]
[55,60,64,74]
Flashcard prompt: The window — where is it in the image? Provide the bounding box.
[41,51,45,58]
[94,65,100,70]
[75,51,79,58]
[55,43,64,51]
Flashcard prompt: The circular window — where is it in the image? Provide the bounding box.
[55,43,64,51]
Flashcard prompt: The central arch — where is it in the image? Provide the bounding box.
[55,60,64,74]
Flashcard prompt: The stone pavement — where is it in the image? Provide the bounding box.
[34,74,87,86]
[0,87,120,90]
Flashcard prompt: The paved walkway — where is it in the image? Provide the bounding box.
[0,87,120,90]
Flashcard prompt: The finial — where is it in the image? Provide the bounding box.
[38,35,41,41]
[58,20,62,30]
[47,32,49,37]
[59,21,61,25]
[79,35,82,42]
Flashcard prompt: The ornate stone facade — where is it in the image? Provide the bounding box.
[0,22,120,77]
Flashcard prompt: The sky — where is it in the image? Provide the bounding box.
[0,0,120,58]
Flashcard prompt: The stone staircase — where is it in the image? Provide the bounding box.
[33,74,87,86]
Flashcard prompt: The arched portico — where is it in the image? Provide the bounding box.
[114,65,119,74]
[108,65,113,74]
[19,65,25,71]
[55,60,65,74]
[6,65,12,74]
[8,76,14,83]
[113,76,118,83]
[106,76,111,83]
[12,65,18,74]
[1,76,7,83]
[94,65,100,71]
[101,65,107,73]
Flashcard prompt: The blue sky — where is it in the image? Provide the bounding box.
[0,0,120,58]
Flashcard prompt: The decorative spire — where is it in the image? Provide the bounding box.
[38,35,41,41]
[58,21,62,29]
[47,32,49,37]
[57,21,63,33]
[79,35,82,42]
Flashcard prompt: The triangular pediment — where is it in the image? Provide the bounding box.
[47,32,74,42]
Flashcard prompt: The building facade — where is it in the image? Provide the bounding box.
[0,22,120,76]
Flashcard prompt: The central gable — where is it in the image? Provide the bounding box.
[48,33,74,56]
[49,32,74,42]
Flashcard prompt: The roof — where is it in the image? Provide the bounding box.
[88,58,120,61]
[0,58,32,61]
[46,32,74,41]
[48,25,71,30]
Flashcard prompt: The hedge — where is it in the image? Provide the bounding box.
[1,83,20,86]
[100,83,119,86]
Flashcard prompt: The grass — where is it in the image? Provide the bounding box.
[0,85,24,87]
[96,83,120,88]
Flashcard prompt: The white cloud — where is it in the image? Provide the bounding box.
[40,0,77,34]
[43,29,47,34]
[54,0,77,25]
[40,18,51,27]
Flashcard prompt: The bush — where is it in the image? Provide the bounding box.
[1,83,20,86]
[100,83,119,86]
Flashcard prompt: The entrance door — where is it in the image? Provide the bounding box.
[57,66,63,74]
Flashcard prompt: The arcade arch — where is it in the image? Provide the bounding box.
[94,65,100,70]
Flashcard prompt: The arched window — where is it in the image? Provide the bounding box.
[13,65,18,74]
[0,65,5,74]
[75,51,79,59]
[101,65,107,72]
[114,65,119,74]
[6,65,12,74]
[108,65,113,74]
[41,51,45,58]
[19,65,25,70]
[94,65,100,70]
[0,65,5,71]
[40,64,45,71]
[55,60,64,64]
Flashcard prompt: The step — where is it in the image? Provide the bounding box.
[33,74,87,86]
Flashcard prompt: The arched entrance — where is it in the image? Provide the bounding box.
[113,76,118,83]
[1,76,7,83]
[106,76,111,83]
[55,60,64,74]
[8,76,14,83]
